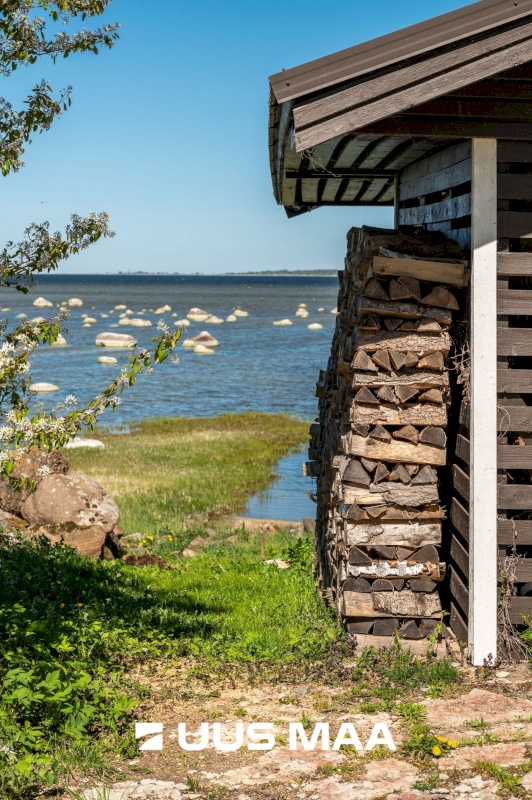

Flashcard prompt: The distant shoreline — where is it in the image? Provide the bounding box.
[35,271,338,278]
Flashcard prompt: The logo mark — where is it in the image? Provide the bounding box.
[135,722,163,751]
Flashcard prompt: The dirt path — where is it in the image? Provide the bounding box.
[74,660,532,800]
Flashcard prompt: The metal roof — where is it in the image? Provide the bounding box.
[270,0,532,104]
[268,0,532,217]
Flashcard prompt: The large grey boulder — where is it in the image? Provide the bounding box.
[21,471,119,532]
[22,522,108,559]
[0,448,69,516]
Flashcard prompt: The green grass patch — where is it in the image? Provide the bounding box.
[67,412,309,550]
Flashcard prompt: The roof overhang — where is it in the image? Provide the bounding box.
[268,0,532,217]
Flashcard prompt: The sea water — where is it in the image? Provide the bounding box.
[2,274,338,519]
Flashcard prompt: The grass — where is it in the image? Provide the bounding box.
[67,412,309,550]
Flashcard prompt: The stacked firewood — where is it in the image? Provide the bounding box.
[307,226,468,642]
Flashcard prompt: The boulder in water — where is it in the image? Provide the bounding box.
[154,305,171,314]
[205,315,224,324]
[33,297,53,308]
[226,314,237,322]
[30,382,59,392]
[233,308,249,317]
[187,307,210,321]
[98,356,118,364]
[51,334,67,346]
[95,332,137,348]
[273,319,293,326]
[308,323,323,330]
[130,318,152,327]
[67,298,83,307]
[115,304,127,310]
[193,344,215,355]
[183,331,219,348]
[295,308,309,318]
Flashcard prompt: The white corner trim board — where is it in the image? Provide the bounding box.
[469,138,498,666]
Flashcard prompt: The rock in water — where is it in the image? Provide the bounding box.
[98,356,118,364]
[183,331,220,348]
[273,318,293,326]
[21,471,119,532]
[308,323,323,330]
[187,307,210,321]
[226,314,237,322]
[233,308,249,317]
[67,297,83,307]
[95,332,137,348]
[33,296,53,307]
[0,449,69,516]
[30,382,60,392]
[51,334,67,346]
[193,344,215,354]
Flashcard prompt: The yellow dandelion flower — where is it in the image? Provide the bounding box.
[432,745,442,757]
[448,739,457,748]
[435,736,448,743]
[146,535,154,541]
[168,535,173,541]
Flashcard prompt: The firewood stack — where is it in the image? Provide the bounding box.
[307,226,468,643]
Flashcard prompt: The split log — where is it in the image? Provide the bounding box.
[371,255,466,288]
[355,386,380,405]
[344,522,442,548]
[360,315,381,331]
[393,425,419,444]
[351,402,448,427]
[342,484,439,507]
[388,464,412,484]
[397,276,422,300]
[353,423,370,437]
[417,317,443,333]
[348,546,373,565]
[357,331,451,357]
[374,462,390,483]
[390,579,404,590]
[343,590,441,618]
[353,350,379,372]
[364,278,390,302]
[348,560,446,581]
[411,545,439,563]
[340,502,444,522]
[409,579,438,593]
[404,352,420,368]
[373,618,400,635]
[372,349,392,371]
[383,317,403,331]
[411,465,438,485]
[389,278,413,301]
[353,370,448,389]
[419,426,447,448]
[388,349,408,370]
[421,286,459,310]
[373,589,442,617]
[377,386,398,404]
[369,425,391,442]
[372,579,394,591]
[347,433,447,466]
[346,620,373,633]
[343,576,372,593]
[342,459,371,485]
[360,298,452,325]
[418,389,443,404]
[398,319,420,332]
[418,352,445,371]
[361,458,378,472]
[399,620,423,639]
[366,505,387,518]
[419,619,439,637]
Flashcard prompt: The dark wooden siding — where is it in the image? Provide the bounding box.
[497,140,532,626]
[398,141,471,252]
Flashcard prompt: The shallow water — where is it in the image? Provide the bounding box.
[2,274,336,520]
[242,444,316,521]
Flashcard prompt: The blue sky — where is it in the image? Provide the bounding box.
[3,0,469,274]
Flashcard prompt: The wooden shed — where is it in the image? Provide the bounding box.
[268,0,532,665]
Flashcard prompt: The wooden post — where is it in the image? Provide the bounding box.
[470,138,498,666]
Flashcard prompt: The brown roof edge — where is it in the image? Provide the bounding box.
[269,0,532,104]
